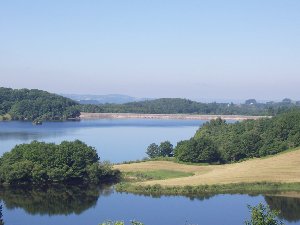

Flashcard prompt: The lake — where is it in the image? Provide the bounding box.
[0,119,299,225]
[0,119,204,163]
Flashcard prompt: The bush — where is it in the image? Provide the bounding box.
[245,203,284,225]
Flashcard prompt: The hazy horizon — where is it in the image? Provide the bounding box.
[1,1,299,100]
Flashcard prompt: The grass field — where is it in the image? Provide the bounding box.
[123,170,194,182]
[114,148,300,187]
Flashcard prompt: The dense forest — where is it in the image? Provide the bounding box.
[0,140,120,185]
[0,87,80,122]
[80,98,300,116]
[173,109,300,163]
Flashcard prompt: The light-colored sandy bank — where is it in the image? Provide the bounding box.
[80,112,269,121]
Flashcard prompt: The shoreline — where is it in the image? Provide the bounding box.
[80,112,270,121]
[115,182,300,196]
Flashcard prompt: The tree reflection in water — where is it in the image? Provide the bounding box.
[0,184,113,216]
[265,194,300,223]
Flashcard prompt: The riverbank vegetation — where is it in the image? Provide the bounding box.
[116,182,300,197]
[0,87,80,122]
[0,140,120,185]
[172,109,300,164]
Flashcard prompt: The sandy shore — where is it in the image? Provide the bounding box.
[80,112,270,121]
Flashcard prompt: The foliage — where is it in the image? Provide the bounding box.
[0,140,120,185]
[116,182,300,197]
[146,141,174,158]
[146,143,159,158]
[174,137,219,163]
[245,203,284,225]
[0,87,80,121]
[80,98,300,116]
[173,109,300,163]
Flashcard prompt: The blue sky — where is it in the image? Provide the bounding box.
[0,0,299,101]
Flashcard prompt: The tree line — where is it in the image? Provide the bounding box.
[80,98,300,116]
[146,109,300,164]
[0,87,80,122]
[0,140,120,185]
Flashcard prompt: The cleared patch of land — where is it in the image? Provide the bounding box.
[80,112,269,121]
[114,148,300,187]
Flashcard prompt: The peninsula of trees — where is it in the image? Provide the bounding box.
[173,109,300,163]
[145,109,300,164]
[0,87,80,122]
[0,140,120,185]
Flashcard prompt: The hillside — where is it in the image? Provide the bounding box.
[115,148,300,186]
[0,87,80,121]
[80,98,300,116]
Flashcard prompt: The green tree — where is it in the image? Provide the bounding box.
[146,143,160,158]
[245,203,284,225]
[159,141,173,157]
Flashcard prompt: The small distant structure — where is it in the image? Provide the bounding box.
[245,99,257,105]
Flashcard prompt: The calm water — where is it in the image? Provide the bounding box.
[0,119,203,163]
[0,119,300,225]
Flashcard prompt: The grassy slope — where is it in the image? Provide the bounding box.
[114,148,300,187]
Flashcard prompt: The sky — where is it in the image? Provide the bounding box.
[0,0,299,101]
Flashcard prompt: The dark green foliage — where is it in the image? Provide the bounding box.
[174,137,219,163]
[146,143,160,158]
[158,141,173,157]
[245,203,284,225]
[146,141,174,158]
[174,109,300,163]
[80,98,300,116]
[0,87,80,121]
[0,140,120,185]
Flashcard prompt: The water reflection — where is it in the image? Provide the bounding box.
[1,185,300,224]
[265,194,300,222]
[0,185,113,216]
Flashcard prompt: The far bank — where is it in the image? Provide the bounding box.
[80,112,269,121]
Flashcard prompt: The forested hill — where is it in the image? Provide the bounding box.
[0,87,80,122]
[174,109,300,164]
[80,98,300,116]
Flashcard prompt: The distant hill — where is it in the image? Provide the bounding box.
[80,98,300,116]
[0,87,80,122]
[62,94,151,104]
